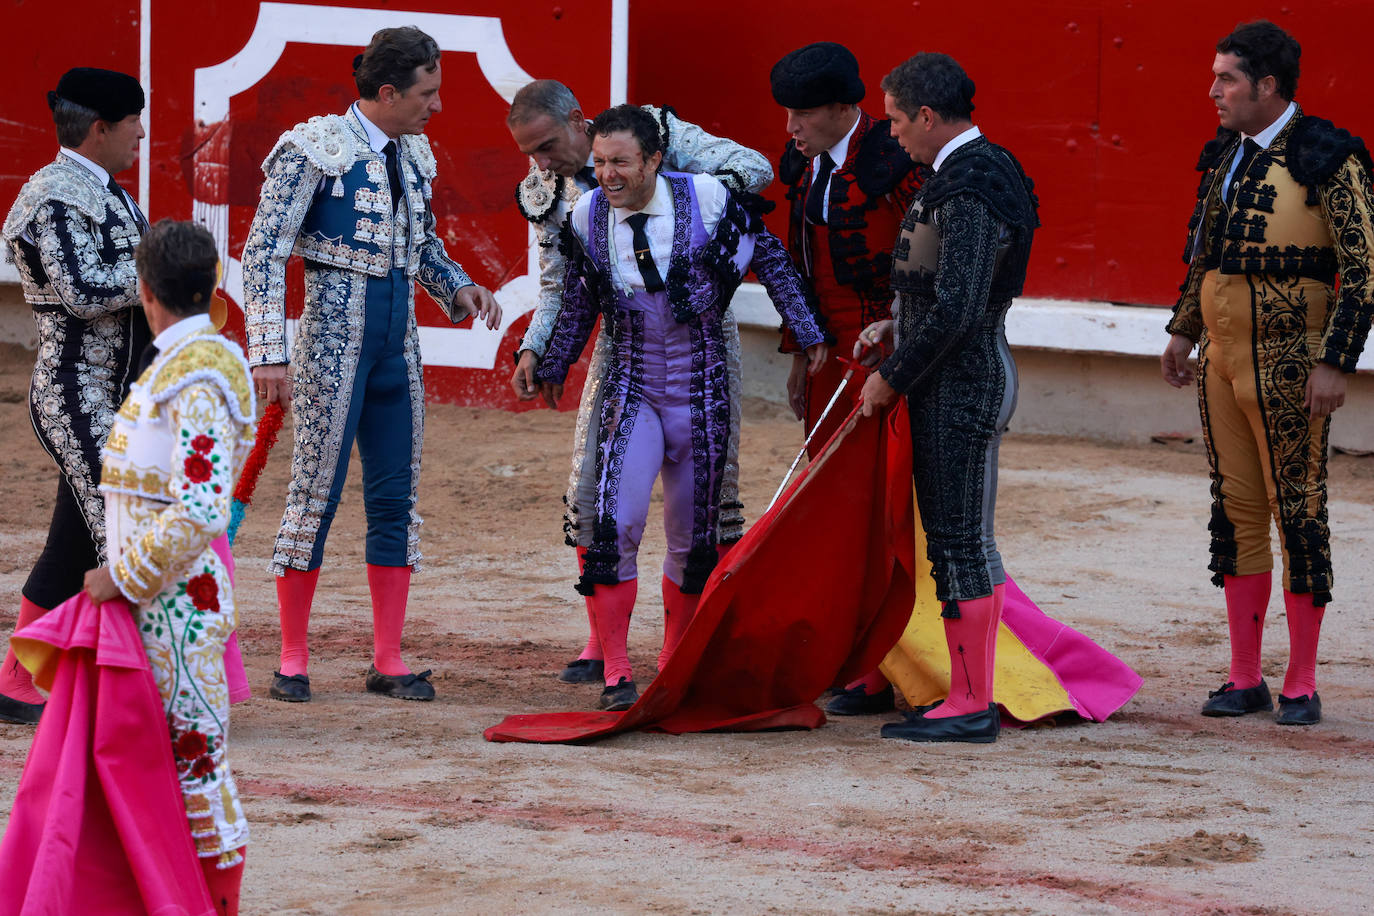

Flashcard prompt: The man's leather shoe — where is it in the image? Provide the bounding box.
[365,665,435,701]
[1276,691,1321,726]
[598,677,638,711]
[270,671,311,703]
[559,658,605,684]
[1200,680,1273,717]
[824,683,895,716]
[880,703,1000,744]
[0,692,43,725]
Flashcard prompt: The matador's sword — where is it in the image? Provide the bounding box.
[766,353,870,513]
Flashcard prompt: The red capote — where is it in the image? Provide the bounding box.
[485,401,917,744]
[0,592,216,916]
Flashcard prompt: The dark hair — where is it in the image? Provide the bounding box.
[51,97,101,148]
[1217,20,1300,101]
[135,220,219,317]
[880,53,976,122]
[590,104,663,161]
[507,79,581,127]
[353,26,441,100]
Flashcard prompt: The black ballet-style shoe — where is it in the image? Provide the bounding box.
[558,658,606,684]
[879,703,1000,744]
[365,665,435,701]
[824,683,896,716]
[1276,692,1321,726]
[597,677,638,712]
[269,671,311,703]
[1200,680,1273,717]
[0,692,43,725]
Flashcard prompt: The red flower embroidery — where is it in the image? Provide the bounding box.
[174,730,208,761]
[190,755,216,778]
[186,574,220,612]
[191,434,215,454]
[184,453,212,483]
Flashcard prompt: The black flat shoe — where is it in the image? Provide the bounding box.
[1276,691,1321,726]
[597,677,638,711]
[880,703,1000,744]
[559,658,605,684]
[365,665,435,701]
[269,671,311,703]
[0,692,43,725]
[824,683,896,716]
[1200,680,1273,717]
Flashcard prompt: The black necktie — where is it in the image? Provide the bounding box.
[383,140,402,212]
[107,175,146,231]
[624,212,665,293]
[576,165,597,189]
[1225,138,1261,207]
[805,151,836,225]
[135,341,159,376]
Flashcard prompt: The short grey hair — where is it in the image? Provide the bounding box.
[52,97,102,148]
[507,79,581,127]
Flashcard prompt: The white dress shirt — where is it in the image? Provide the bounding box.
[1222,100,1297,192]
[579,173,730,296]
[931,125,984,172]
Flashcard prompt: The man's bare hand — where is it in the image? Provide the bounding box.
[253,364,292,407]
[1161,333,1196,388]
[854,320,893,366]
[859,370,898,418]
[539,381,564,410]
[805,343,829,375]
[453,285,502,329]
[786,354,808,421]
[511,350,539,400]
[83,567,122,605]
[1305,362,1347,418]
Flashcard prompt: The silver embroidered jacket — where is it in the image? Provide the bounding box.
[241,110,474,367]
[2,154,150,554]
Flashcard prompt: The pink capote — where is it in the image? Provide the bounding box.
[0,591,215,916]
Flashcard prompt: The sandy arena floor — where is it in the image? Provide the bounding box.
[1,343,1372,915]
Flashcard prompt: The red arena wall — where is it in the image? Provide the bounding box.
[3,1,1371,407]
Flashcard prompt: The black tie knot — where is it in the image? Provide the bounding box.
[1226,138,1262,207]
[383,140,402,212]
[805,151,836,226]
[624,212,664,293]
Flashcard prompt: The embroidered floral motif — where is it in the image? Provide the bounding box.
[191,434,215,454]
[186,573,220,612]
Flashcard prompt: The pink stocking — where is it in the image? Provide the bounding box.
[657,575,699,671]
[276,568,320,677]
[201,849,246,916]
[575,547,601,661]
[0,596,49,704]
[367,564,412,676]
[588,580,637,686]
[1223,572,1270,689]
[1281,590,1325,698]
[927,594,999,719]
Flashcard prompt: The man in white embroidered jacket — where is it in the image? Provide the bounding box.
[241,26,499,703]
[506,79,774,684]
[0,67,150,724]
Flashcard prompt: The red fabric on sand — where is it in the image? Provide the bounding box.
[484,402,916,744]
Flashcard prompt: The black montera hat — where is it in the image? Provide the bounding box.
[47,68,145,122]
[770,42,865,109]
